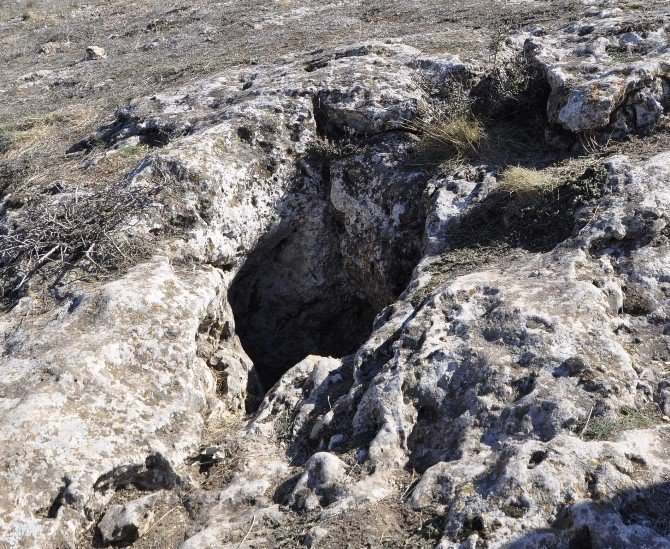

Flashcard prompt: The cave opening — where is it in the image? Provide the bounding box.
[228,217,378,391]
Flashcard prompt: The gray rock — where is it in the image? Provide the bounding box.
[304,526,329,547]
[288,452,348,511]
[3,9,670,548]
[98,493,159,543]
[519,15,670,135]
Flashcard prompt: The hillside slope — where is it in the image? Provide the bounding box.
[3,1,670,548]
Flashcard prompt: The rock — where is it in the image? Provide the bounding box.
[97,493,159,543]
[200,444,227,461]
[18,69,54,82]
[85,46,107,60]
[3,7,670,548]
[304,526,329,547]
[37,41,69,55]
[521,15,670,135]
[288,452,348,511]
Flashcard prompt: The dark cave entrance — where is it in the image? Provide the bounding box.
[228,218,378,390]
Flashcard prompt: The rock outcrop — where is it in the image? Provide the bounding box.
[2,3,670,548]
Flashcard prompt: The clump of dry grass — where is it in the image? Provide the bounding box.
[405,108,486,165]
[495,166,556,228]
[499,166,554,202]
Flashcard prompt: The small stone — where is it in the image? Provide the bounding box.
[327,434,344,450]
[663,416,670,422]
[85,46,107,60]
[288,452,347,511]
[201,444,226,460]
[97,493,159,544]
[304,526,328,548]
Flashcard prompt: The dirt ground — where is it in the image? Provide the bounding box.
[4,0,670,208]
[0,0,590,196]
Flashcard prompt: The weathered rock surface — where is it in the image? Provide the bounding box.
[97,493,159,543]
[2,3,670,548]
[522,9,670,135]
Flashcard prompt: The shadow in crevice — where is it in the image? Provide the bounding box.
[227,209,378,391]
[437,164,609,258]
[227,129,429,392]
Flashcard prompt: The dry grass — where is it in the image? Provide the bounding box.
[499,166,555,201]
[406,110,486,165]
[496,167,558,229]
[0,184,154,306]
[581,406,660,441]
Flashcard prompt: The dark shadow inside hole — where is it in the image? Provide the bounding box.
[228,221,377,390]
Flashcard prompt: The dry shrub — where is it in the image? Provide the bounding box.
[0,185,154,305]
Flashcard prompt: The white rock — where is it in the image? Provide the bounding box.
[85,45,106,60]
[98,493,159,543]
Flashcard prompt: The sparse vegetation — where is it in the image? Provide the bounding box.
[273,407,298,441]
[309,129,363,161]
[154,65,186,83]
[581,406,659,441]
[499,166,555,202]
[481,8,552,119]
[426,160,609,272]
[621,482,670,536]
[0,185,154,306]
[117,144,149,159]
[405,106,485,165]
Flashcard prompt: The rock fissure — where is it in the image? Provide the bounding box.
[227,139,425,390]
[6,4,670,547]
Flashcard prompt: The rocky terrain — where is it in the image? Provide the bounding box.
[3,0,670,547]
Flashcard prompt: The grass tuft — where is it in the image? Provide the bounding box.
[406,109,485,165]
[499,166,554,201]
[581,406,658,441]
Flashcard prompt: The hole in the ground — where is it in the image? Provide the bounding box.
[228,217,378,390]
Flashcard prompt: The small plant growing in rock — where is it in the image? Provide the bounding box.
[478,11,550,120]
[117,144,149,159]
[310,129,362,161]
[581,406,658,441]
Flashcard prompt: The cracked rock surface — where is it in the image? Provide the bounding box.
[3,2,670,548]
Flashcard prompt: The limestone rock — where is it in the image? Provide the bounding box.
[520,15,670,135]
[85,46,107,60]
[3,7,670,548]
[288,452,348,511]
[97,493,159,543]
